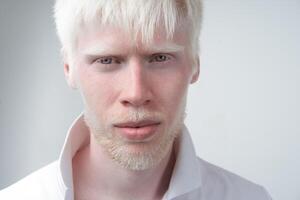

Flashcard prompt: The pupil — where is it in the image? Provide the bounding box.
[159,55,165,61]
[102,58,111,64]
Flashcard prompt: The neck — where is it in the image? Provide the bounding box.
[72,135,176,200]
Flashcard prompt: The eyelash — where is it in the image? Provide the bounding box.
[93,54,172,65]
[149,54,171,63]
[95,57,121,64]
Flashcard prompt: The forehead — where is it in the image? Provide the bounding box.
[76,23,189,55]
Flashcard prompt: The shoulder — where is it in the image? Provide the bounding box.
[0,161,63,200]
[197,158,272,200]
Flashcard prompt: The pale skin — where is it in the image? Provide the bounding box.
[64,23,199,200]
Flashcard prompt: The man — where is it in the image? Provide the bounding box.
[0,0,272,199]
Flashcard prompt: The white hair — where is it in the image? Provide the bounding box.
[54,0,202,58]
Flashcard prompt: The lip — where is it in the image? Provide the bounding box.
[114,120,161,141]
[114,120,160,128]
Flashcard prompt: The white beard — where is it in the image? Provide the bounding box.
[83,105,186,171]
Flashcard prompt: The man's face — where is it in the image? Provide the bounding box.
[65,24,199,170]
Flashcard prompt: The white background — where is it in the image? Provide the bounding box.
[0,0,299,199]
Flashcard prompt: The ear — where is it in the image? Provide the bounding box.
[190,56,200,84]
[63,54,78,89]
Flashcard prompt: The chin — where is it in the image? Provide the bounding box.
[114,141,174,171]
[84,108,184,170]
[110,126,180,170]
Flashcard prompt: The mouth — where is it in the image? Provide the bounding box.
[114,120,161,128]
[113,120,161,141]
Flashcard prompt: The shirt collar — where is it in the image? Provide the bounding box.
[58,113,90,199]
[58,113,202,200]
[164,125,202,199]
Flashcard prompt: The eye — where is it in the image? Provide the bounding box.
[149,54,170,63]
[95,57,120,64]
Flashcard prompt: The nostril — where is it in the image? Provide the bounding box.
[145,99,151,104]
[121,100,131,106]
[120,98,151,107]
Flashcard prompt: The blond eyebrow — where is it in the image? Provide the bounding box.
[81,43,126,56]
[144,43,185,53]
[81,42,185,56]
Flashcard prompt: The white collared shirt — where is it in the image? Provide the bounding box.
[0,114,272,200]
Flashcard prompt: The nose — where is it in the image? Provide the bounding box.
[119,59,152,107]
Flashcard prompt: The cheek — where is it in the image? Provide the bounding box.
[154,70,190,114]
[77,68,117,112]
